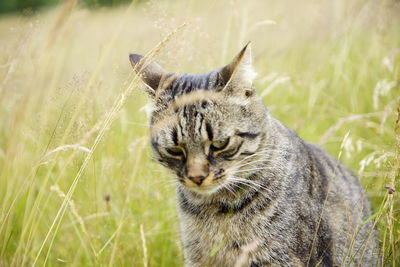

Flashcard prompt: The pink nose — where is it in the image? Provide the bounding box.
[188,175,206,185]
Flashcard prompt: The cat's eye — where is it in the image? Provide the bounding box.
[165,146,186,157]
[211,138,230,151]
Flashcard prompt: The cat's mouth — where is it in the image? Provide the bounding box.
[180,173,227,195]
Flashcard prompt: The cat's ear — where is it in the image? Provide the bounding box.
[219,42,256,93]
[129,54,166,97]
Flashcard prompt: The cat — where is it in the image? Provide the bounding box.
[129,43,379,266]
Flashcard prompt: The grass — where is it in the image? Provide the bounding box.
[0,0,399,265]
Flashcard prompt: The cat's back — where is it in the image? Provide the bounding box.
[274,119,368,205]
[272,119,378,265]
[302,140,378,265]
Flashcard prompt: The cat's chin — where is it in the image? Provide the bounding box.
[183,184,223,196]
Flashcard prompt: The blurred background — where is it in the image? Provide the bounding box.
[0,0,399,266]
[0,0,133,14]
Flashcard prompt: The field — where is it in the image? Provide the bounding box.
[0,0,399,265]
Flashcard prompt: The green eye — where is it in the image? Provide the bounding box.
[211,138,230,150]
[166,146,185,157]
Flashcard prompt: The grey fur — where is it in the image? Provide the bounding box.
[129,44,379,266]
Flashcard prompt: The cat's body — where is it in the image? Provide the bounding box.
[129,44,378,266]
[177,119,376,266]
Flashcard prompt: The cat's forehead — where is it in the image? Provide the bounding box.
[158,70,225,101]
[150,93,222,135]
[149,91,250,139]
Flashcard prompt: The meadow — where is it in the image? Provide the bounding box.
[0,0,399,265]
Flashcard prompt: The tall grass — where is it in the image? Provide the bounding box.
[0,0,399,265]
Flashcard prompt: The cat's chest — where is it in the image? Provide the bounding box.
[178,208,264,266]
[180,210,244,239]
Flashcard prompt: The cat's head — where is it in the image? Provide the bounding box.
[130,44,270,195]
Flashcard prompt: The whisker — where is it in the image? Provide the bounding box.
[236,148,283,161]
[228,178,269,198]
[231,180,260,192]
[234,149,286,164]
[230,166,276,175]
[228,182,249,198]
[229,177,269,191]
[219,182,238,198]
[231,158,274,170]
[231,151,282,169]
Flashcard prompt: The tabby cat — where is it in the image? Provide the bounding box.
[129,44,378,266]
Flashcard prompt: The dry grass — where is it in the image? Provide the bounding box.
[0,0,399,265]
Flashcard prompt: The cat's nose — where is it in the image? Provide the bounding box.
[186,156,209,186]
[188,175,206,185]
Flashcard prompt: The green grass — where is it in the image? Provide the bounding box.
[0,0,399,265]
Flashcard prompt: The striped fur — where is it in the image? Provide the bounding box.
[129,44,379,266]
